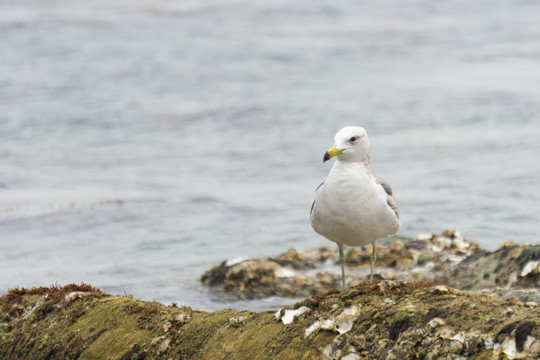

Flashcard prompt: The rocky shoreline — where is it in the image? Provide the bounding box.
[1,230,539,359]
[201,230,540,304]
[1,281,539,359]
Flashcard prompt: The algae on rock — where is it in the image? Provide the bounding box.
[201,230,540,303]
[1,281,539,359]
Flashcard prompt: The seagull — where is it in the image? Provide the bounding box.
[310,126,400,287]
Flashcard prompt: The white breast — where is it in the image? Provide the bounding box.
[310,161,399,247]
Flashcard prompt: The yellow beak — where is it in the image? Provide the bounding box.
[323,145,345,162]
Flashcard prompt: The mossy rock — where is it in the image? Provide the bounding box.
[1,282,539,359]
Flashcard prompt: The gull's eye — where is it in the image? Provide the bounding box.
[349,136,358,144]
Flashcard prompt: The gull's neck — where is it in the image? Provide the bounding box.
[361,152,370,168]
[335,152,371,169]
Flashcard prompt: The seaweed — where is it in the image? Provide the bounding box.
[0,283,101,310]
[388,316,411,341]
[515,321,536,352]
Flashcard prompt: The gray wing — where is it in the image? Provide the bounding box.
[375,176,399,219]
[310,181,325,216]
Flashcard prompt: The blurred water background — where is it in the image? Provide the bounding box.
[1,0,539,311]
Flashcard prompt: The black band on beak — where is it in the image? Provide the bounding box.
[323,151,330,162]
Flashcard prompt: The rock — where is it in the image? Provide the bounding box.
[427,318,445,329]
[158,338,170,353]
[201,256,339,299]
[175,313,188,323]
[64,291,89,302]
[201,231,540,303]
[163,321,171,332]
[229,316,247,327]
[432,285,450,294]
[341,353,360,360]
[463,331,483,355]
[4,264,540,359]
[151,335,165,346]
[223,259,280,299]
[417,232,434,241]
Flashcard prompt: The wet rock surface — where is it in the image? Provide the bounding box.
[2,282,539,359]
[201,230,540,303]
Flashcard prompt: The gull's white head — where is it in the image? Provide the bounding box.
[323,126,370,164]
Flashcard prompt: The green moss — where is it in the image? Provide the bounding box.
[198,264,221,282]
[417,251,430,264]
[515,245,540,264]
[77,298,156,359]
[2,282,540,359]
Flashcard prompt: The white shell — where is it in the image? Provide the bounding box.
[281,306,310,325]
[520,261,540,277]
[275,268,296,278]
[304,320,322,338]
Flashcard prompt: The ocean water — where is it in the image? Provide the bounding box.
[1,0,539,311]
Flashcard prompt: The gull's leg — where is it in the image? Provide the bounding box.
[370,242,377,281]
[338,243,346,288]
